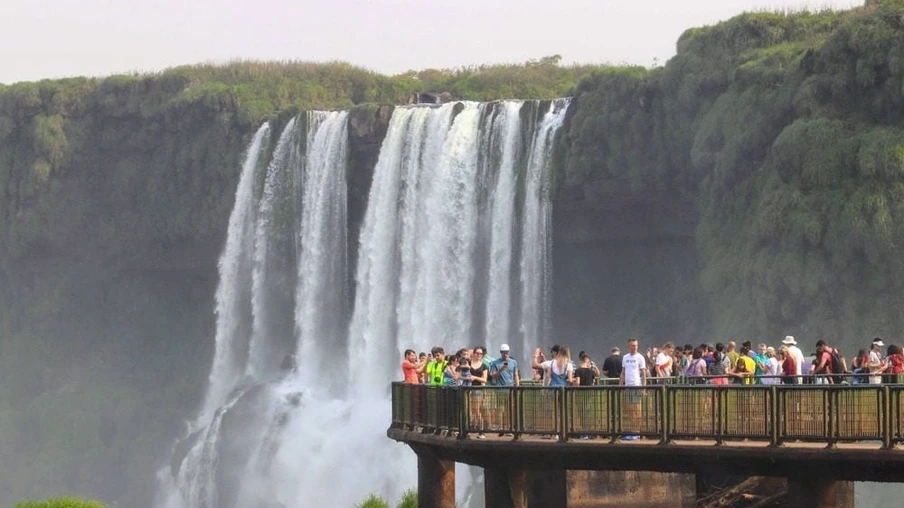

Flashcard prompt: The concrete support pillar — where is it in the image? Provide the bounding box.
[484,467,528,508]
[787,477,853,508]
[529,469,567,508]
[418,453,455,508]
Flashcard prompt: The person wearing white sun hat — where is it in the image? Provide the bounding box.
[868,337,888,385]
[781,335,805,383]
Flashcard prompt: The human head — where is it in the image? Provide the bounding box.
[473,347,485,359]
[419,352,427,361]
[500,343,511,358]
[766,346,776,358]
[716,342,725,353]
[758,343,768,355]
[431,346,445,362]
[816,339,827,352]
[872,338,885,350]
[627,337,639,354]
[550,344,562,358]
[663,342,675,354]
[611,347,621,356]
[559,347,572,363]
[404,349,416,361]
[692,347,703,360]
[727,341,737,352]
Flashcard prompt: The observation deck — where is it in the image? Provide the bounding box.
[387,382,904,508]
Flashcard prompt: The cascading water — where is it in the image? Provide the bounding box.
[158,98,570,508]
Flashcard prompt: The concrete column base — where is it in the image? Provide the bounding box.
[418,453,455,508]
[484,467,528,508]
[787,477,853,508]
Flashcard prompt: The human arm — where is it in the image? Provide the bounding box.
[514,368,520,387]
[531,349,545,371]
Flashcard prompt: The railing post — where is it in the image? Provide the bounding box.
[715,386,724,446]
[826,387,836,448]
[657,384,667,444]
[512,387,521,440]
[884,385,894,450]
[559,387,569,442]
[610,387,619,443]
[770,385,779,447]
[660,384,669,445]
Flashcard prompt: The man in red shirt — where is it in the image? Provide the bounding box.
[812,339,837,383]
[401,349,426,384]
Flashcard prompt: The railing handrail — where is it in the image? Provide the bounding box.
[390,382,904,448]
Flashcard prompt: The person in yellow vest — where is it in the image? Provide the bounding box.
[425,347,447,385]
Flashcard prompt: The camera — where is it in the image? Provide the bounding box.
[503,361,509,367]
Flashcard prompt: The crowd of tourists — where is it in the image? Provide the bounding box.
[400,335,904,390]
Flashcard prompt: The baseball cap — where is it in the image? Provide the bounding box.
[500,344,511,352]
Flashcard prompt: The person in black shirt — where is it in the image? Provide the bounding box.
[575,352,597,386]
[602,347,622,380]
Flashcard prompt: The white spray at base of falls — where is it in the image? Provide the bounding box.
[157,99,570,508]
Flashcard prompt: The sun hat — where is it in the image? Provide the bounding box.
[782,336,797,345]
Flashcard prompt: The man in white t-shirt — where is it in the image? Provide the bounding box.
[620,337,647,440]
[655,343,675,380]
[782,335,805,384]
[868,337,887,385]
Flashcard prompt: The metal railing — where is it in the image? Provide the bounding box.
[390,381,904,448]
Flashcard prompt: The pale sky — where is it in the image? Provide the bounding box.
[0,0,862,85]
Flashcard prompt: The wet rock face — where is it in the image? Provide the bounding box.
[552,175,708,350]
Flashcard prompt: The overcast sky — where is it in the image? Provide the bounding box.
[0,0,862,85]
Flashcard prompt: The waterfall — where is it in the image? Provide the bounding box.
[520,99,570,355]
[201,124,270,424]
[294,111,349,390]
[158,98,570,508]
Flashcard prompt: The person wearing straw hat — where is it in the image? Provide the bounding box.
[781,335,805,384]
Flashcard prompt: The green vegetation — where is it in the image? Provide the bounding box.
[354,490,417,508]
[557,1,904,342]
[11,498,106,508]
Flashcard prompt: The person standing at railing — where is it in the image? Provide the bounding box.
[425,347,448,386]
[655,343,675,383]
[489,344,520,387]
[760,347,781,385]
[547,347,575,387]
[725,341,740,372]
[779,345,797,384]
[401,349,427,384]
[469,348,489,439]
[812,340,840,384]
[533,345,560,384]
[868,338,887,385]
[685,348,707,383]
[886,344,903,384]
[708,344,730,385]
[619,337,647,441]
[781,336,805,383]
[753,344,769,381]
[731,345,756,384]
[602,347,622,381]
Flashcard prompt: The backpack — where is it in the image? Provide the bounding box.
[829,349,845,384]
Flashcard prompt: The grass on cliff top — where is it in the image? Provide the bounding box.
[11,498,106,508]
